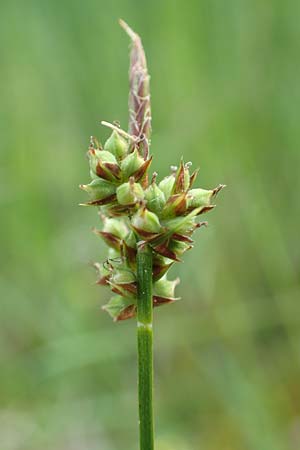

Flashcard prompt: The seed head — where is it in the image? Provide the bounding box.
[80,21,225,320]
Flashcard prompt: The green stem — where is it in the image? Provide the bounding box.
[136,243,154,450]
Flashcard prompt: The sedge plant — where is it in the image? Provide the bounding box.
[80,20,224,450]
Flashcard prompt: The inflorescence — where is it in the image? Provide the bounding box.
[80,20,224,321]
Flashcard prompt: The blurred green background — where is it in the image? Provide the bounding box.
[1,1,300,449]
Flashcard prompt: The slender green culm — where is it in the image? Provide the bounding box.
[80,19,224,450]
[137,243,154,450]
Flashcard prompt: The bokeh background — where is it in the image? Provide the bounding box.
[1,1,300,449]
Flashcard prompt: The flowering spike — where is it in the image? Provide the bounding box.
[119,19,151,159]
[79,23,226,450]
[80,22,224,321]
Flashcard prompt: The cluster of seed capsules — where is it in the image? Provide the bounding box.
[80,128,224,321]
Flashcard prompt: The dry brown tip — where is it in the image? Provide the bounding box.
[119,19,138,41]
[119,18,151,159]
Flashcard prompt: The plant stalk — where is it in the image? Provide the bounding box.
[136,243,154,450]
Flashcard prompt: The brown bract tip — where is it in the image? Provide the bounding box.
[119,19,138,41]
